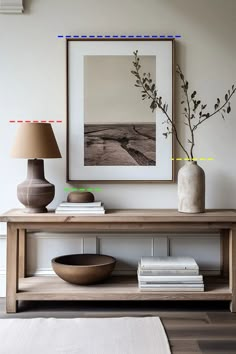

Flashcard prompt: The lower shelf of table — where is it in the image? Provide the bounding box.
[16,276,232,301]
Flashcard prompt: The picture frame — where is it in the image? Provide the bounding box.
[66,38,175,183]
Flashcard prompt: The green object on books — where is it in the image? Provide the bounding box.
[64,187,102,192]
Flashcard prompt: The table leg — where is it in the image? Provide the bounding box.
[18,229,26,278]
[221,229,229,277]
[6,224,19,313]
[229,227,236,312]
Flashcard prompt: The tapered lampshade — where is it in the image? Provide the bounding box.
[11,123,61,213]
[11,123,61,158]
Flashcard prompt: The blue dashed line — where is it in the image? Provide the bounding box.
[59,34,182,39]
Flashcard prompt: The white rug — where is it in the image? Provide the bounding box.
[0,317,171,354]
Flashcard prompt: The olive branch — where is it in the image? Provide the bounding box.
[131,50,236,159]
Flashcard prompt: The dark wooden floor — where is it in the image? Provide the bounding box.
[0,299,236,354]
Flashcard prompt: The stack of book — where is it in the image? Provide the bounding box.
[55,201,105,214]
[138,256,204,292]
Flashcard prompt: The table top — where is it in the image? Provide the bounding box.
[1,209,236,223]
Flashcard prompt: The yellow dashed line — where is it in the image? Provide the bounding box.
[171,157,215,161]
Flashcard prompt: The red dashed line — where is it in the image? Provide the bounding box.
[9,120,63,123]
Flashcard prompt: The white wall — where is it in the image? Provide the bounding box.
[0,0,235,296]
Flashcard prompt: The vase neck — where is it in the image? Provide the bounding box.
[185,161,197,165]
[27,159,45,179]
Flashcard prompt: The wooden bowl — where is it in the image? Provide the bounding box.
[51,254,116,285]
[67,192,94,203]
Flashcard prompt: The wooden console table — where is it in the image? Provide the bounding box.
[1,209,236,313]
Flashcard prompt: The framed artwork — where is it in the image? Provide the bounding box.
[66,38,175,182]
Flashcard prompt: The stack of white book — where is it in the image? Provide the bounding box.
[55,201,105,214]
[138,256,204,292]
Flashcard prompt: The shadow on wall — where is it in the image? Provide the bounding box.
[163,0,235,37]
[22,0,33,14]
[208,173,236,208]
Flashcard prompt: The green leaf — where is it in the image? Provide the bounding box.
[225,94,228,101]
[227,105,231,113]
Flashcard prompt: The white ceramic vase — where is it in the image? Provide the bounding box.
[178,161,205,213]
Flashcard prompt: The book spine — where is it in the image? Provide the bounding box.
[55,210,105,214]
[139,287,204,292]
[138,269,199,276]
[60,202,102,207]
[137,275,203,282]
[139,283,203,288]
[140,265,199,270]
[56,208,104,211]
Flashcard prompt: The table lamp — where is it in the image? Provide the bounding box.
[11,123,61,213]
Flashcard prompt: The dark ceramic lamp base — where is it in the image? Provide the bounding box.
[17,159,55,213]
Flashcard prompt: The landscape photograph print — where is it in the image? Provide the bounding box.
[84,55,156,166]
